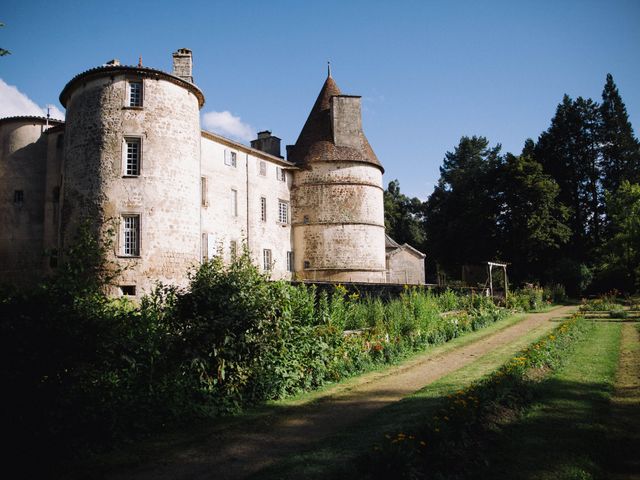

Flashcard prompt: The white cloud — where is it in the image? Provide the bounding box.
[0,78,65,120]
[202,110,255,143]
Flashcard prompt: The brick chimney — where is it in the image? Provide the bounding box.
[172,48,193,83]
[251,130,282,157]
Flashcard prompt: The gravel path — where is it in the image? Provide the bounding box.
[111,306,576,480]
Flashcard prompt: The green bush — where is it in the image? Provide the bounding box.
[1,235,531,470]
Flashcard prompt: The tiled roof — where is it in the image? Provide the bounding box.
[287,75,383,172]
[59,65,205,108]
[0,116,64,125]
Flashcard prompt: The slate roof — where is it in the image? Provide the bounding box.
[287,75,383,172]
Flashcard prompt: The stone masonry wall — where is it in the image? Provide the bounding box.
[61,73,201,296]
[0,119,51,284]
[200,134,293,280]
[292,160,386,282]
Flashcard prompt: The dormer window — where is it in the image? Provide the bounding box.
[128,81,143,107]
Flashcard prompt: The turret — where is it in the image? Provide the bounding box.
[288,73,386,283]
[58,50,205,296]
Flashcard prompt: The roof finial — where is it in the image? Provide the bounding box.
[327,61,331,78]
[138,56,143,67]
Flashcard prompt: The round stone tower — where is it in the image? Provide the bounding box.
[0,116,63,284]
[58,51,205,295]
[288,74,386,283]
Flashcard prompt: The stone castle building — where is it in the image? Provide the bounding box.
[0,48,425,296]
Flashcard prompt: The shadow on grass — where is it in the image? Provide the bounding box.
[483,376,627,480]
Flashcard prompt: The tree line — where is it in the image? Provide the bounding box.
[385,74,640,295]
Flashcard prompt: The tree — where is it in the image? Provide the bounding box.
[424,136,501,276]
[0,23,9,56]
[534,95,602,262]
[383,180,425,250]
[599,181,640,292]
[496,153,570,282]
[600,74,640,194]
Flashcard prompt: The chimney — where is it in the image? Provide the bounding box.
[330,95,363,148]
[251,130,282,157]
[172,48,193,83]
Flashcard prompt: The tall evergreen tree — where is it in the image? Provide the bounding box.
[534,95,602,262]
[496,153,570,282]
[424,136,501,276]
[600,74,640,193]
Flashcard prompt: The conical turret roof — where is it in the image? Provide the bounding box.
[287,74,383,172]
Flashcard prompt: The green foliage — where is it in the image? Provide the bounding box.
[543,283,568,304]
[2,230,548,470]
[507,286,546,312]
[0,22,9,56]
[384,180,426,251]
[598,181,640,292]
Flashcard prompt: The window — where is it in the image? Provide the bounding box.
[13,190,24,204]
[259,160,267,176]
[277,167,286,182]
[124,137,141,176]
[224,150,237,167]
[120,285,137,296]
[278,200,289,224]
[303,215,309,224]
[287,251,294,272]
[121,215,140,256]
[128,81,143,107]
[304,260,310,269]
[260,196,267,222]
[201,177,208,207]
[230,240,237,258]
[263,249,272,271]
[231,189,238,217]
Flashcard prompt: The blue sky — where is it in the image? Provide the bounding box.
[2,0,639,199]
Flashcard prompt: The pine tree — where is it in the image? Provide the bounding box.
[534,95,602,262]
[424,136,501,276]
[600,73,640,193]
[496,153,570,282]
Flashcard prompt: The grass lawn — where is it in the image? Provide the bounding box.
[485,318,623,480]
[251,310,567,479]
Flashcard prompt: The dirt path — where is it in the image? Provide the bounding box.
[607,321,640,480]
[110,306,576,480]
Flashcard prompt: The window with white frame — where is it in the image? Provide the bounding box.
[231,189,238,217]
[121,214,140,256]
[224,150,237,167]
[124,137,141,176]
[259,160,267,176]
[278,200,289,224]
[260,196,267,222]
[201,177,208,207]
[287,251,294,272]
[128,81,143,107]
[263,249,272,271]
[277,167,286,182]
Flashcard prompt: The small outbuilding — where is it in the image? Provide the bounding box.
[385,235,426,285]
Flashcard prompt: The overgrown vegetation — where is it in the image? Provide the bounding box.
[360,313,592,479]
[0,229,527,474]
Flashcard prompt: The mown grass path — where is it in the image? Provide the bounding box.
[108,306,576,480]
[484,318,625,480]
[607,321,640,480]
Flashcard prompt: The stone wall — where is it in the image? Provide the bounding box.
[386,247,426,285]
[292,160,386,282]
[61,72,202,296]
[201,133,293,280]
[0,118,57,284]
